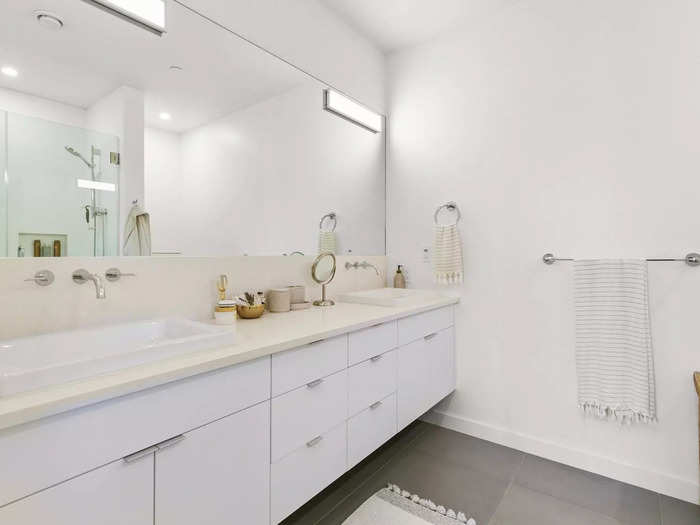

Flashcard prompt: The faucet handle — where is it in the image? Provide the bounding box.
[105,268,135,282]
[25,270,55,287]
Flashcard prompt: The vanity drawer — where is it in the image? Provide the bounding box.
[348,393,397,468]
[347,349,397,417]
[398,306,454,345]
[271,422,347,524]
[0,357,271,508]
[348,321,397,366]
[271,335,347,397]
[271,368,347,462]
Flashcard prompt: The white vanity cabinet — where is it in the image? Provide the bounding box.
[0,454,154,525]
[0,303,456,525]
[155,401,270,525]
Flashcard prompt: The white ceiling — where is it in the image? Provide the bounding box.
[321,0,516,53]
[0,1,308,132]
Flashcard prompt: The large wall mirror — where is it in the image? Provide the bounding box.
[0,1,386,257]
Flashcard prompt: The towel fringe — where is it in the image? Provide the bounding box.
[434,272,463,285]
[579,402,657,424]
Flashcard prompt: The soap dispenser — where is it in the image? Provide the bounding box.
[393,265,406,288]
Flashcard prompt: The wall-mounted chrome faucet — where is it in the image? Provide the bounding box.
[72,269,106,299]
[345,260,380,276]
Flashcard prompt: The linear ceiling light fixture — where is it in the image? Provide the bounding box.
[323,89,382,133]
[83,0,166,35]
[77,179,117,192]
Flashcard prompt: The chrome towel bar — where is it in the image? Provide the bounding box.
[542,252,700,266]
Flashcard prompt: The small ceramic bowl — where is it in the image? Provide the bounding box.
[237,304,265,319]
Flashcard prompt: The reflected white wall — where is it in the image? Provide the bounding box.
[144,127,183,254]
[145,83,385,256]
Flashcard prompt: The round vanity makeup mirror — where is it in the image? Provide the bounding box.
[311,252,336,307]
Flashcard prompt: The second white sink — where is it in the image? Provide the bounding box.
[0,319,236,397]
[338,288,440,307]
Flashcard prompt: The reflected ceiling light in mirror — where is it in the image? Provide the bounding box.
[323,89,382,133]
[83,0,166,35]
[1,66,18,78]
[159,112,172,121]
[77,179,117,192]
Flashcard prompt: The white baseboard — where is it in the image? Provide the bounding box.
[422,409,700,505]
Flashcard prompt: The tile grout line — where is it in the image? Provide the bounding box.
[311,423,431,525]
[486,452,526,525]
[657,493,664,525]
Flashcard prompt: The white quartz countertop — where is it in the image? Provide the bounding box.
[0,294,458,431]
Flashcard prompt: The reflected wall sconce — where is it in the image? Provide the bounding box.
[323,89,382,133]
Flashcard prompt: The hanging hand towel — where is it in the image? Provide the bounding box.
[123,203,151,256]
[319,230,336,254]
[574,259,656,423]
[433,224,463,284]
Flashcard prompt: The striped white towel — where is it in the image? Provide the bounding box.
[574,259,656,423]
[433,224,463,284]
[319,231,336,254]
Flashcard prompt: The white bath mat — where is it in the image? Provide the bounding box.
[342,484,475,525]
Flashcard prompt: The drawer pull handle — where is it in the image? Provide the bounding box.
[309,339,325,345]
[123,445,158,464]
[370,400,383,410]
[156,435,186,451]
[424,332,438,341]
[370,354,383,362]
[306,378,324,388]
[306,435,323,448]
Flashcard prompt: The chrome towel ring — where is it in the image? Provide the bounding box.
[434,202,461,225]
[319,212,337,232]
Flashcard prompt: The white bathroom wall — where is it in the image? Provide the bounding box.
[0,87,86,128]
[143,127,183,255]
[387,0,700,503]
[0,255,386,340]
[147,83,385,257]
[180,0,386,112]
[86,86,145,251]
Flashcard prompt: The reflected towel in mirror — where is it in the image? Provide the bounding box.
[123,203,151,256]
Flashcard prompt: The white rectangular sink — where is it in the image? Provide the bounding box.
[338,288,441,307]
[0,319,236,397]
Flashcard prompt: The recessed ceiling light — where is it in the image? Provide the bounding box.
[1,66,18,78]
[159,112,172,121]
[35,11,64,30]
[169,65,183,72]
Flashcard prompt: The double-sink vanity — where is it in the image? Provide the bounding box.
[0,290,458,524]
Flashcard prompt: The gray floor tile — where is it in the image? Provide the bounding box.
[322,447,510,525]
[489,484,623,525]
[660,495,700,525]
[515,454,661,525]
[282,422,429,525]
[411,423,524,482]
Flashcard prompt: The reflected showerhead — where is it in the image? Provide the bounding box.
[65,146,94,169]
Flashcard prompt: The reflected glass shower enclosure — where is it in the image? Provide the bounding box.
[0,111,120,257]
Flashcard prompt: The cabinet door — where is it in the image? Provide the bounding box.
[398,327,455,430]
[0,454,153,525]
[155,401,270,525]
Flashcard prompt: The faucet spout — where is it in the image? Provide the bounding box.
[345,260,381,276]
[72,269,106,299]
